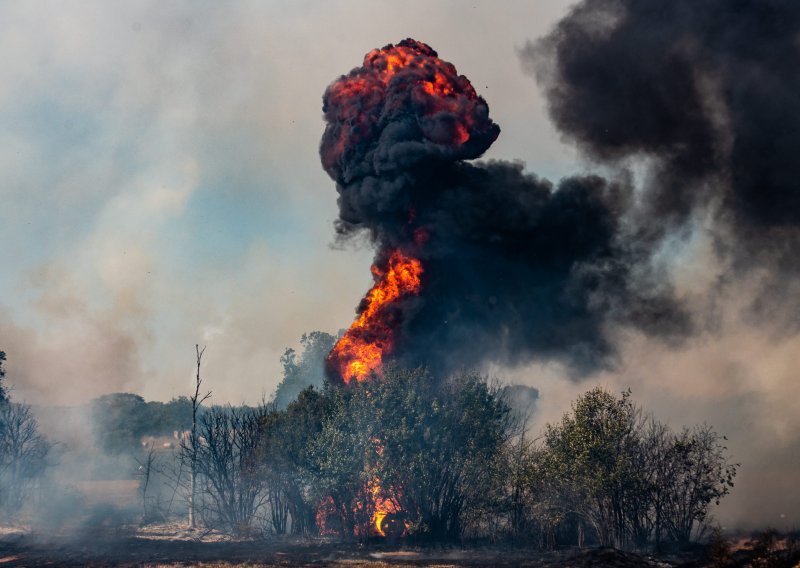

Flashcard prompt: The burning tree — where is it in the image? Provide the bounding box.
[369,368,512,540]
[319,38,682,387]
[306,366,512,541]
[313,39,636,541]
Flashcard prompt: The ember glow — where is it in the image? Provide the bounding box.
[326,250,422,384]
[320,38,498,180]
[319,38,499,536]
[321,39,499,386]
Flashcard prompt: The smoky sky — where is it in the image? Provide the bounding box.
[320,39,689,380]
[525,0,800,329]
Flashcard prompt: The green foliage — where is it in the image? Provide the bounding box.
[658,425,738,544]
[304,367,512,541]
[373,368,511,540]
[91,393,150,454]
[508,387,738,551]
[91,393,195,454]
[542,387,642,547]
[273,332,336,409]
[258,371,737,548]
[259,386,332,535]
[305,384,375,538]
[149,397,194,434]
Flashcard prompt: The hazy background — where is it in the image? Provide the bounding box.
[1,0,797,530]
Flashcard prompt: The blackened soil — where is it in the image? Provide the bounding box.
[0,532,704,567]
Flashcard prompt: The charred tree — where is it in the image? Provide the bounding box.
[194,406,269,535]
[180,344,211,529]
[0,401,50,515]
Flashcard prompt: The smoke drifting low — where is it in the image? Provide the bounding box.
[321,39,689,380]
[525,0,800,328]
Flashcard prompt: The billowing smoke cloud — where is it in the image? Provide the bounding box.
[321,39,689,381]
[524,0,800,329]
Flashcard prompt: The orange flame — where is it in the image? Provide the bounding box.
[327,250,422,384]
[370,477,403,537]
[323,39,483,172]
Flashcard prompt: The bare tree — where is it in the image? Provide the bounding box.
[0,401,50,515]
[136,441,161,524]
[180,344,211,529]
[195,406,269,535]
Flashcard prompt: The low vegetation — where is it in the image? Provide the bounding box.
[0,341,742,560]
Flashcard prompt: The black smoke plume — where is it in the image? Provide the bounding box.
[525,0,800,328]
[321,39,688,380]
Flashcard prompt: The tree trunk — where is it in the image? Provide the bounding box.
[187,344,210,529]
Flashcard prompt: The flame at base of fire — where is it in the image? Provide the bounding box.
[370,478,407,538]
[314,481,407,539]
[326,250,423,384]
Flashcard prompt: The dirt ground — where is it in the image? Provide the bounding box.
[0,524,698,568]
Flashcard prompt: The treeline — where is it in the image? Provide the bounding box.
[0,343,738,553]
[90,393,193,454]
[177,364,737,551]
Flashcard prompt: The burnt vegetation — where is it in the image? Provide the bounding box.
[9,339,751,559]
[14,322,800,568]
[1,1,799,561]
[0,341,742,559]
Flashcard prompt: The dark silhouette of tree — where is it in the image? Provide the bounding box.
[181,344,211,529]
[91,393,150,454]
[0,370,50,516]
[0,351,8,403]
[259,386,330,535]
[194,405,268,535]
[136,441,161,523]
[659,425,738,544]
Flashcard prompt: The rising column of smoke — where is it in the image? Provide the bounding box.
[525,0,800,329]
[320,39,689,382]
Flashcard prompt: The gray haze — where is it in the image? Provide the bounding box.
[0,1,797,530]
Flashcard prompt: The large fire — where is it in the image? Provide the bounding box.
[326,250,422,384]
[320,38,496,538]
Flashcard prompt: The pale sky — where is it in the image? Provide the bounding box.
[1,1,798,529]
[1,0,577,405]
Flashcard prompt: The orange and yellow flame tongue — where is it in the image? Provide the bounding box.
[371,477,402,537]
[320,38,499,180]
[327,250,423,384]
